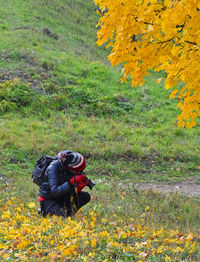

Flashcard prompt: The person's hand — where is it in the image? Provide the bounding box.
[70,175,86,186]
[77,180,89,192]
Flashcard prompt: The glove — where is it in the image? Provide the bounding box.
[70,175,86,186]
[77,179,90,192]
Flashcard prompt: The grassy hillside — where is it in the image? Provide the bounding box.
[0,0,200,261]
[0,0,107,59]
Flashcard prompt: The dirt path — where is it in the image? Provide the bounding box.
[1,172,200,197]
[137,180,200,197]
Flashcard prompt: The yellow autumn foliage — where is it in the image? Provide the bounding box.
[95,0,200,128]
[0,196,199,261]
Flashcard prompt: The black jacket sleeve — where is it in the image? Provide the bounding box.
[46,161,72,198]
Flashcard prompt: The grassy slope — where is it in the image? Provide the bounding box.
[0,0,200,250]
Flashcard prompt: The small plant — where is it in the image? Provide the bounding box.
[0,80,34,113]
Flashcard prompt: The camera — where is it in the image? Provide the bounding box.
[86,178,96,190]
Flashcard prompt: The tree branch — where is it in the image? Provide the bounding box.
[185,40,198,46]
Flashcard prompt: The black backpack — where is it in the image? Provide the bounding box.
[32,155,56,186]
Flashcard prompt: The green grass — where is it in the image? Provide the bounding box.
[0,0,199,258]
[1,69,199,184]
[0,0,109,60]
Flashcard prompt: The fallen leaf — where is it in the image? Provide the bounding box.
[156,78,162,84]
[28,202,35,208]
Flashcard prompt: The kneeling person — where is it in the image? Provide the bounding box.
[39,150,92,217]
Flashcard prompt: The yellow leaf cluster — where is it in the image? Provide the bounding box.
[0,196,200,260]
[95,0,200,127]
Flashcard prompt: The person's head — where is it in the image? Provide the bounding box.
[58,150,86,173]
